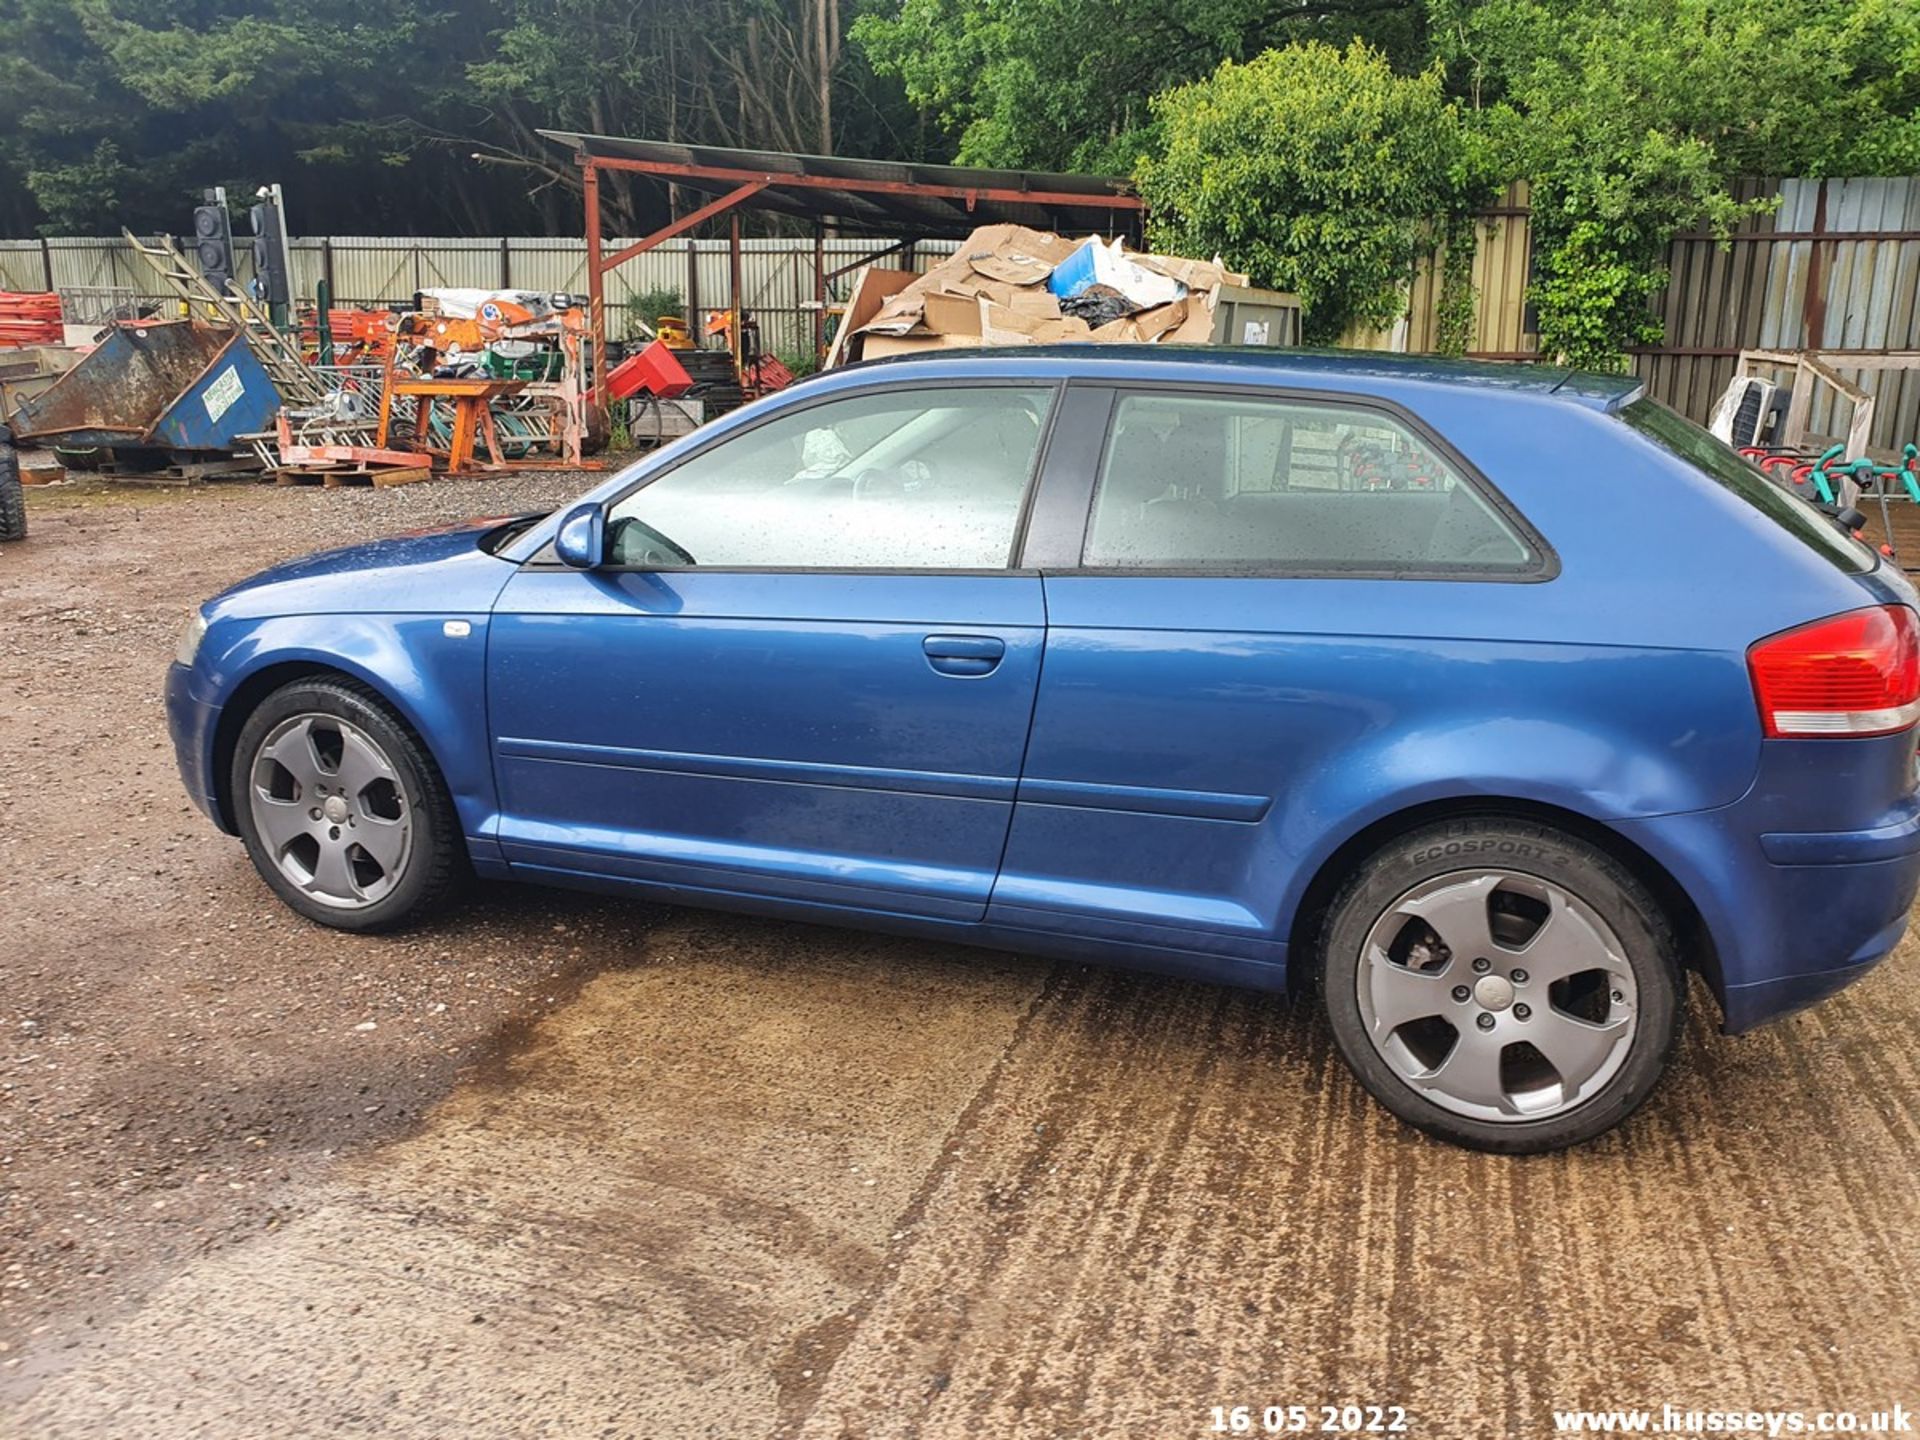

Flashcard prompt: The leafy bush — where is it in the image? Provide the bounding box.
[1436,0,1916,368]
[1138,42,1476,346]
[625,286,685,339]
[853,0,1430,174]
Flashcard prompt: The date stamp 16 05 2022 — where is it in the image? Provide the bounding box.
[1208,1404,1412,1435]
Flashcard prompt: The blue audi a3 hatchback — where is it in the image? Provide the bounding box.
[167,348,1920,1150]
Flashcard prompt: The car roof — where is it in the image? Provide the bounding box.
[839,344,1643,413]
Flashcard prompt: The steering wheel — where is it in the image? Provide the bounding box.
[607,515,695,567]
[851,466,908,501]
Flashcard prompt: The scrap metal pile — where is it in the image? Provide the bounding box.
[0,258,607,487]
[3,221,1302,489]
[828,224,1300,366]
[273,289,604,485]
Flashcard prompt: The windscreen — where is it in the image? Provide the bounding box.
[1621,397,1874,574]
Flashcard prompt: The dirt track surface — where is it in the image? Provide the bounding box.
[4,476,1920,1439]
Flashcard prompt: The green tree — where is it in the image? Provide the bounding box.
[854,0,1426,173]
[1139,41,1478,344]
[1435,0,1920,368]
[466,0,928,231]
[0,0,927,236]
[0,0,536,235]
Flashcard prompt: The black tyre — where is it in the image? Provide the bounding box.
[230,677,467,932]
[0,434,25,543]
[1319,818,1682,1153]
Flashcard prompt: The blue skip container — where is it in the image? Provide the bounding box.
[11,319,281,453]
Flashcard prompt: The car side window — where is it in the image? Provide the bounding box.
[605,386,1054,570]
[1083,392,1536,573]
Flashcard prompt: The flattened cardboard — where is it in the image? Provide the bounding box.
[978,303,1039,346]
[921,290,984,336]
[1033,317,1092,343]
[1135,252,1250,291]
[967,252,1054,286]
[1131,297,1188,342]
[860,333,985,360]
[825,264,917,368]
[1006,289,1061,319]
[1165,287,1220,344]
[864,291,930,335]
[955,224,1080,267]
[828,222,1294,365]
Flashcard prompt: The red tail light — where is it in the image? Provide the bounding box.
[1748,605,1920,738]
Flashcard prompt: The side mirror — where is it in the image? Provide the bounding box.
[553,502,606,570]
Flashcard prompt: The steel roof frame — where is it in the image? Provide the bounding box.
[546,131,1145,392]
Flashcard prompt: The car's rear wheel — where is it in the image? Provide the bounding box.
[231,678,465,932]
[1319,818,1682,1152]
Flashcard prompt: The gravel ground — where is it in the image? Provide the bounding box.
[5,471,1920,1438]
[0,470,600,1366]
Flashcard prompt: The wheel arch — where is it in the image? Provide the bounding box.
[1285,795,1721,1008]
[210,659,454,834]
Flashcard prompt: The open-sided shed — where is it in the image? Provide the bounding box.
[538,131,1146,382]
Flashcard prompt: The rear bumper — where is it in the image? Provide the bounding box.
[1620,780,1920,1033]
[1720,907,1910,1033]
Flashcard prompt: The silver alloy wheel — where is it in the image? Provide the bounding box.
[1356,870,1638,1123]
[247,713,413,909]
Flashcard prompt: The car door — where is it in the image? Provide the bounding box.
[487,380,1059,922]
[988,383,1548,961]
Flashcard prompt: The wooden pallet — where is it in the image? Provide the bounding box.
[98,457,267,487]
[271,464,434,489]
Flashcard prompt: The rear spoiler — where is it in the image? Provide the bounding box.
[1548,369,1646,411]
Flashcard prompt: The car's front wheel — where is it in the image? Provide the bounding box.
[1320,818,1683,1152]
[231,678,466,932]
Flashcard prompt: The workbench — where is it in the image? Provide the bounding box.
[378,376,527,473]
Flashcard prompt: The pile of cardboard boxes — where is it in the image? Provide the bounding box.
[826,224,1302,367]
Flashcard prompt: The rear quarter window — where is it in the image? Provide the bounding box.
[1082,391,1542,576]
[1620,398,1874,574]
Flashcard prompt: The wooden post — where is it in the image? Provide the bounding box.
[1847,393,1876,458]
[1785,360,1816,447]
[1804,353,1876,457]
[1802,180,1830,352]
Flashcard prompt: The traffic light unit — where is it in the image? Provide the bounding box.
[249,191,291,309]
[191,188,235,292]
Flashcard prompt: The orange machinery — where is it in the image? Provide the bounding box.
[374,300,601,473]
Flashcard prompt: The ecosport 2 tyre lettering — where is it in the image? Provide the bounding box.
[1319,818,1683,1153]
[230,678,466,933]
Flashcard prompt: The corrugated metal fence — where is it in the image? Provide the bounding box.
[3,174,1916,445]
[1358,177,1920,449]
[0,233,960,365]
[1652,178,1920,451]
